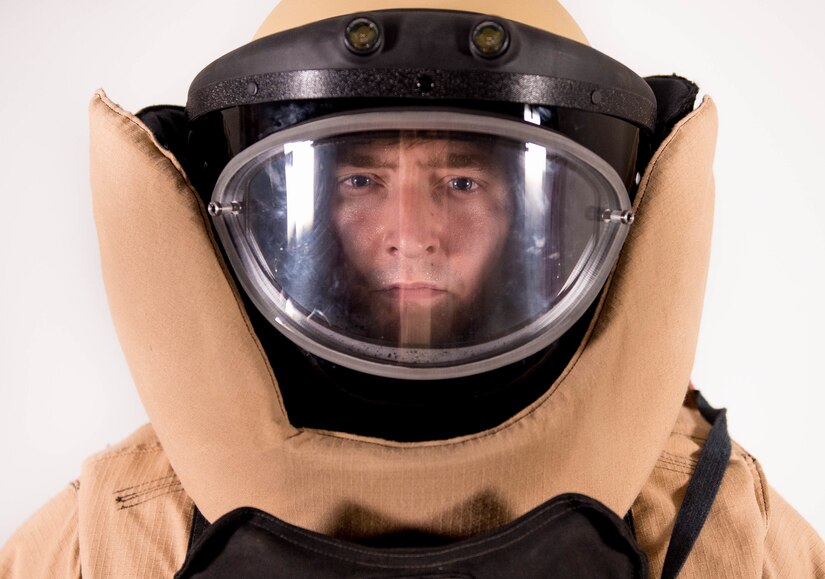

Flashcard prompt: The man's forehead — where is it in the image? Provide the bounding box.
[337,135,499,167]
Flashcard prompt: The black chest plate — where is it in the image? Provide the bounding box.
[176,493,647,578]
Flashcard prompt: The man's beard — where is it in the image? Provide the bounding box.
[339,269,485,349]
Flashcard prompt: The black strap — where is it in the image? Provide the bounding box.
[660,391,731,579]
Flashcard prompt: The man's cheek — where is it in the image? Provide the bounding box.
[334,218,375,270]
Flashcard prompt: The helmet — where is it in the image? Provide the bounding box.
[185,1,655,387]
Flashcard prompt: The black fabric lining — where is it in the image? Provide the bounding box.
[137,105,187,157]
[188,505,210,555]
[645,75,699,144]
[623,508,636,539]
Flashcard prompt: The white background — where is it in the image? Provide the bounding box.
[1,0,823,547]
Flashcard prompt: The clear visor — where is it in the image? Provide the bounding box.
[210,111,633,379]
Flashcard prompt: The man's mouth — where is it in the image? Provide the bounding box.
[380,283,448,302]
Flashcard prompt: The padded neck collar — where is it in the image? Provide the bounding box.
[90,87,716,538]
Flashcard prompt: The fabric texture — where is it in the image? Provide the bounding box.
[0,483,80,578]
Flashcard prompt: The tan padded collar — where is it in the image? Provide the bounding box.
[90,90,717,538]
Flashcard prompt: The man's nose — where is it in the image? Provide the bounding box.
[385,178,443,258]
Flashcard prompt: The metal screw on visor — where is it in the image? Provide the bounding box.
[208,201,243,216]
[344,17,381,54]
[470,20,510,58]
[602,209,635,225]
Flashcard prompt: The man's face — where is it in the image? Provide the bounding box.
[331,136,513,347]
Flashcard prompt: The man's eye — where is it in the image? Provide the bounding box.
[349,175,371,188]
[337,173,380,197]
[448,177,476,191]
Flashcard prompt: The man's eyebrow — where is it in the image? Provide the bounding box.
[337,152,492,170]
[337,153,397,169]
[425,153,489,169]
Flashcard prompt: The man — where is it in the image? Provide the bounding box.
[2,0,823,576]
[330,136,514,347]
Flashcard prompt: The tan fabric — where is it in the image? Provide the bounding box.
[88,88,713,538]
[0,483,80,578]
[76,425,195,578]
[0,427,194,579]
[253,0,589,45]
[4,402,823,577]
[634,402,825,577]
[763,488,825,577]
[635,402,772,576]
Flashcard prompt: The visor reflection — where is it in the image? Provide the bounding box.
[284,141,315,246]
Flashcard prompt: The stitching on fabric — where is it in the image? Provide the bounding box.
[656,454,696,469]
[662,450,699,466]
[116,482,183,504]
[656,460,694,473]
[114,476,183,504]
[301,98,715,450]
[669,431,708,443]
[660,451,698,467]
[114,473,178,494]
[109,466,184,509]
[116,487,186,510]
[655,463,692,475]
[92,91,288,418]
[653,462,694,476]
[656,457,695,472]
